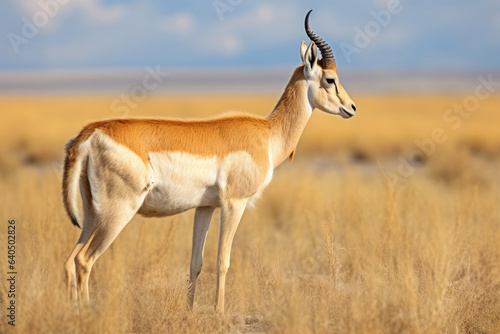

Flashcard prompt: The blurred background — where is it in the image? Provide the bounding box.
[1,0,500,94]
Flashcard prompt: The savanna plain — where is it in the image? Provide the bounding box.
[1,93,500,333]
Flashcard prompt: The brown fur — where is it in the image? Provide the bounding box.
[94,116,270,165]
[63,115,272,226]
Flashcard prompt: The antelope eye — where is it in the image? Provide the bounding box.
[326,78,336,85]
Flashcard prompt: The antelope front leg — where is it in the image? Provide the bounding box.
[215,199,247,314]
[188,206,215,309]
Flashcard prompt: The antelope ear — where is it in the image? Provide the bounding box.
[300,41,307,63]
[303,41,318,72]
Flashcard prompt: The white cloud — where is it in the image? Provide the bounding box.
[9,0,349,64]
[158,12,196,35]
[199,2,302,55]
[373,0,391,9]
[256,4,274,23]
[16,0,128,26]
[0,0,498,71]
[17,1,41,16]
[77,0,127,23]
[220,35,243,54]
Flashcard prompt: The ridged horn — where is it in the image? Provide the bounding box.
[305,9,335,69]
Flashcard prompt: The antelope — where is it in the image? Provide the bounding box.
[63,10,356,314]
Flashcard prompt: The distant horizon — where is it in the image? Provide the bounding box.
[1,67,498,95]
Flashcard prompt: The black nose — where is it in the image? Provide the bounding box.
[351,104,356,111]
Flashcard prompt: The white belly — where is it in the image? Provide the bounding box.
[139,152,221,216]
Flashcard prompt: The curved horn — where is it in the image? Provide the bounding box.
[305,9,335,69]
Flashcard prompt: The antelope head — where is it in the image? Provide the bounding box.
[301,10,356,119]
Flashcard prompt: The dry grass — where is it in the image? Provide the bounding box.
[1,94,500,333]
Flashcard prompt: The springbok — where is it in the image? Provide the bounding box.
[63,10,356,313]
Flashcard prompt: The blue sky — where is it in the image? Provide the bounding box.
[1,0,499,71]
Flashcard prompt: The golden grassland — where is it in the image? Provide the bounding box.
[1,94,500,333]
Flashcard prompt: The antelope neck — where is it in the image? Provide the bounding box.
[267,66,313,167]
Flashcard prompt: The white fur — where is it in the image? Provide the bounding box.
[139,150,267,216]
[65,139,89,227]
[141,152,219,216]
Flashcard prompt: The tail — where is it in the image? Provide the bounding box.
[62,138,86,229]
